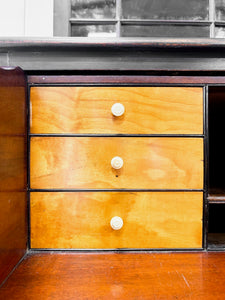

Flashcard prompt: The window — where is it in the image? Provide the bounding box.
[54,0,225,38]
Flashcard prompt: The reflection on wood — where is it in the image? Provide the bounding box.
[2,252,225,299]
[30,137,203,190]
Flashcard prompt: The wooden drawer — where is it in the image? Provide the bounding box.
[30,137,203,190]
[30,87,203,134]
[30,192,203,249]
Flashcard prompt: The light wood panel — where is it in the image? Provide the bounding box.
[30,86,203,134]
[2,252,225,299]
[30,137,203,190]
[30,192,203,249]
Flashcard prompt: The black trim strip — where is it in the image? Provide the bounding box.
[30,134,204,138]
[203,85,209,250]
[27,85,31,250]
[29,83,206,87]
[29,248,204,252]
[29,189,204,192]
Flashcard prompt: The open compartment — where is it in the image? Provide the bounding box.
[208,87,225,198]
[208,87,225,249]
[208,204,225,249]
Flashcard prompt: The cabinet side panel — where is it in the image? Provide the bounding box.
[0,67,27,286]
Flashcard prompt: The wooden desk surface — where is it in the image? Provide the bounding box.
[1,252,225,299]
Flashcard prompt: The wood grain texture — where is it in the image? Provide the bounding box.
[30,87,203,134]
[0,67,27,286]
[30,192,203,249]
[2,252,225,299]
[0,192,27,284]
[30,137,203,190]
[0,67,26,135]
[0,136,27,191]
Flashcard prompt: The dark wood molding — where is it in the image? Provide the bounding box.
[1,38,225,71]
[28,75,225,85]
[1,38,225,49]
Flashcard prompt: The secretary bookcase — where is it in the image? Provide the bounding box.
[1,40,225,286]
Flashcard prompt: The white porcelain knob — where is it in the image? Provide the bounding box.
[110,216,123,230]
[111,156,123,169]
[111,103,125,117]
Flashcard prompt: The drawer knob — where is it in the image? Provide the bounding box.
[111,156,123,169]
[110,216,123,230]
[111,103,125,117]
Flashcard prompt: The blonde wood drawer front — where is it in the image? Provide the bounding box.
[30,192,203,249]
[30,137,203,190]
[30,87,203,134]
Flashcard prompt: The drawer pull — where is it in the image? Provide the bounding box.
[111,156,123,169]
[111,103,125,117]
[110,216,123,230]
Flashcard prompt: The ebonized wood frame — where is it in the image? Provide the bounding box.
[2,38,225,71]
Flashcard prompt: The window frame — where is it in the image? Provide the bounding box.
[54,0,225,38]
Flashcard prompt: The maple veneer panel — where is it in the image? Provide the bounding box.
[30,87,203,134]
[30,192,202,249]
[30,137,203,190]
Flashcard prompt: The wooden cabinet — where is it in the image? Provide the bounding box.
[29,85,204,250]
[3,40,225,298]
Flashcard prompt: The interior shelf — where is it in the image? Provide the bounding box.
[207,189,225,203]
[208,233,225,250]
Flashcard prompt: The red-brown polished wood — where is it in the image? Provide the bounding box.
[1,252,225,299]
[0,67,27,286]
[28,74,225,85]
[0,67,26,135]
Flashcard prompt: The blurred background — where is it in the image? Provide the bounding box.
[0,0,225,38]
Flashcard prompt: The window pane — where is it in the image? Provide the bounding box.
[71,24,116,37]
[122,0,209,20]
[215,27,225,38]
[121,25,209,38]
[215,0,225,21]
[71,0,116,19]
